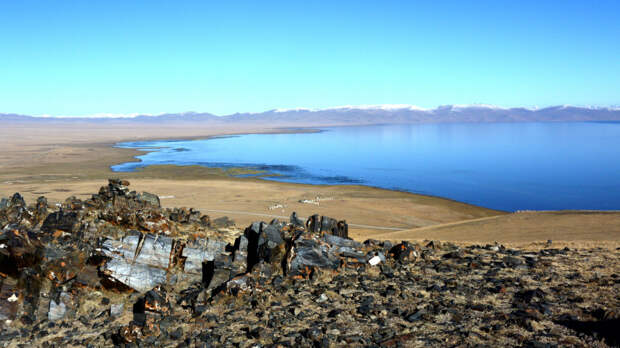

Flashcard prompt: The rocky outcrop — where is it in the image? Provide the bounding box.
[0,179,618,347]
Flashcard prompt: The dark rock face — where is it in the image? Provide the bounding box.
[244,221,287,274]
[169,207,201,224]
[320,215,349,238]
[0,193,48,228]
[0,179,618,347]
[306,214,349,238]
[288,237,341,277]
[290,212,304,227]
[389,241,418,263]
[0,227,44,277]
[556,313,620,347]
[41,210,79,234]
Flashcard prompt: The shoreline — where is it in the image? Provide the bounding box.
[2,122,616,214]
[103,127,327,176]
[105,128,620,214]
[1,122,619,244]
[103,126,503,213]
[2,122,618,214]
[0,123,506,239]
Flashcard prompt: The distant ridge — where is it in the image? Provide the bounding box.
[2,105,620,126]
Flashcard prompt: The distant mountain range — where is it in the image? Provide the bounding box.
[2,105,620,126]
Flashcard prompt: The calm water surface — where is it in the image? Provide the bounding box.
[112,123,620,211]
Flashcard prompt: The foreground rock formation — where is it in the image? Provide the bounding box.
[0,180,618,347]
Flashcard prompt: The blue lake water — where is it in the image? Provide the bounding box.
[112,123,620,212]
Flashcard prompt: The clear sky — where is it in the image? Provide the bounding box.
[1,0,619,116]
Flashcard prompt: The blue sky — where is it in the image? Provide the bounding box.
[1,0,618,116]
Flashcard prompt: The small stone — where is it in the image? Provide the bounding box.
[328,309,342,318]
[316,293,329,303]
[48,300,67,322]
[110,303,124,317]
[169,328,183,340]
[503,256,524,267]
[405,309,426,322]
[368,256,382,266]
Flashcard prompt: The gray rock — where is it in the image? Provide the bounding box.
[290,212,304,227]
[260,224,284,247]
[8,193,26,209]
[100,232,177,292]
[321,216,348,238]
[212,216,235,228]
[134,234,173,269]
[288,238,340,275]
[306,214,321,233]
[323,234,361,248]
[110,303,124,317]
[503,256,524,267]
[232,235,249,274]
[203,259,235,290]
[366,251,386,264]
[48,299,67,322]
[137,192,160,208]
[182,238,228,274]
[40,210,80,234]
[101,232,139,259]
[305,215,348,238]
[102,257,171,292]
[242,221,287,274]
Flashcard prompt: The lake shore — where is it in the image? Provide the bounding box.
[1,121,619,245]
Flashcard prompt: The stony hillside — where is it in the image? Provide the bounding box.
[0,180,618,347]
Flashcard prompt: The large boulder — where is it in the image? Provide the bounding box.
[287,235,341,277]
[305,214,349,238]
[0,193,27,226]
[182,238,228,275]
[41,210,80,234]
[99,232,175,292]
[388,242,418,263]
[0,226,44,277]
[137,192,161,209]
[290,212,304,227]
[31,196,49,226]
[320,216,349,238]
[243,221,287,274]
[169,207,202,224]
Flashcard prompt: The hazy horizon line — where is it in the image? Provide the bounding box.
[2,103,619,119]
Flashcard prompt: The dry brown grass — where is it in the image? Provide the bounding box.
[372,211,620,247]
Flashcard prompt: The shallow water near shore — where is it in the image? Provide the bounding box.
[112,122,620,211]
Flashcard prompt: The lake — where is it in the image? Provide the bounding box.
[112,122,620,212]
